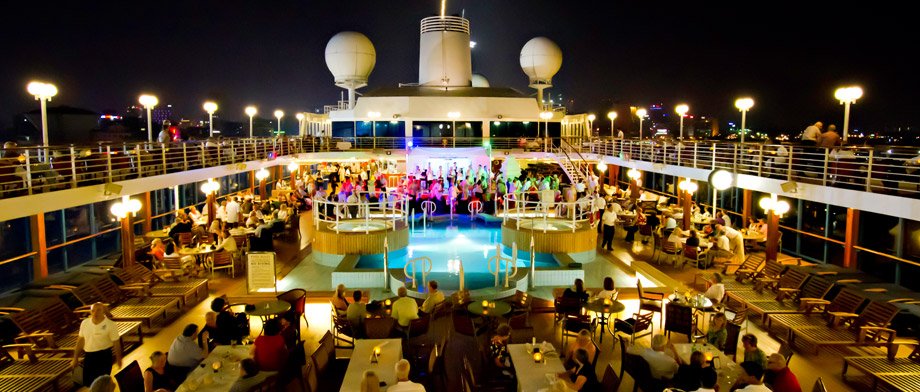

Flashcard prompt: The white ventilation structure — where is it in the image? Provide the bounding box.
[520,37,562,105]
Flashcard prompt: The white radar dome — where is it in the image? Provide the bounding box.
[519,37,562,84]
[471,74,490,88]
[324,32,376,85]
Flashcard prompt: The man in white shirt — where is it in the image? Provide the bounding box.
[691,370,719,392]
[390,286,419,328]
[420,280,445,314]
[715,221,745,263]
[800,121,823,146]
[387,359,426,391]
[616,129,625,139]
[733,361,772,391]
[628,334,679,380]
[225,197,240,228]
[158,128,171,143]
[73,303,123,387]
[600,205,617,251]
[216,200,228,222]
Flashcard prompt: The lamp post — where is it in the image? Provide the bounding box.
[607,111,617,140]
[677,178,698,229]
[200,179,220,228]
[203,101,218,137]
[759,194,790,261]
[587,113,596,138]
[834,86,863,143]
[626,168,641,201]
[540,111,553,151]
[675,104,689,140]
[274,110,284,135]
[110,196,143,266]
[734,97,754,144]
[27,81,58,161]
[255,168,270,201]
[245,106,257,138]
[710,169,733,216]
[296,113,305,136]
[636,108,647,140]
[139,94,159,143]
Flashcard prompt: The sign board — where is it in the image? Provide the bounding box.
[246,252,277,294]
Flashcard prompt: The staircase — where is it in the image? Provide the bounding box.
[554,140,590,184]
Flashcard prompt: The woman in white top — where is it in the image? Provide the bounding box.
[594,277,618,300]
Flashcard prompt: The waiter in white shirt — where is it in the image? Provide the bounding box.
[225,197,241,228]
[73,303,122,386]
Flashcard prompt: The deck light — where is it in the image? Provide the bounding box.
[675,104,689,140]
[834,86,863,142]
[636,108,647,140]
[274,110,284,134]
[203,101,218,137]
[245,106,258,138]
[139,94,159,143]
[735,97,754,144]
[27,81,58,158]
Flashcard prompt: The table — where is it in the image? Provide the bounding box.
[176,345,252,392]
[179,245,217,267]
[673,343,741,392]
[507,343,567,392]
[467,301,512,317]
[229,227,256,236]
[144,229,171,239]
[245,300,291,318]
[340,339,402,392]
[668,294,713,310]
[667,234,713,249]
[583,299,625,343]
[740,229,765,241]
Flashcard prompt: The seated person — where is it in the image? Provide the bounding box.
[167,324,207,378]
[731,361,771,392]
[144,351,175,392]
[563,330,597,370]
[211,297,245,345]
[627,334,680,380]
[390,286,419,328]
[253,319,288,372]
[672,351,717,391]
[742,334,768,369]
[420,280,445,314]
[594,277,618,300]
[703,313,728,350]
[562,278,590,303]
[691,369,719,392]
[704,273,726,304]
[215,229,238,253]
[278,313,298,350]
[555,348,600,391]
[764,353,802,392]
[229,358,273,392]
[346,290,367,332]
[389,359,425,392]
[147,239,166,262]
[488,324,513,373]
[331,284,350,314]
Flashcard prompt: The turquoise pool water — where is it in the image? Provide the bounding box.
[355,217,558,290]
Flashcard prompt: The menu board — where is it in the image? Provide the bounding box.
[246,252,277,294]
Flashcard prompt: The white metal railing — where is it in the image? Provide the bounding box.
[501,192,595,233]
[312,190,409,234]
[588,138,920,196]
[488,243,518,288]
[404,256,432,289]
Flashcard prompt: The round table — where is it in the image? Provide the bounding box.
[245,300,292,318]
[179,245,216,268]
[583,299,626,343]
[144,230,171,239]
[467,301,511,318]
[741,229,765,241]
[668,294,713,310]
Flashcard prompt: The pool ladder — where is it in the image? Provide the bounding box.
[488,242,519,288]
[404,256,432,290]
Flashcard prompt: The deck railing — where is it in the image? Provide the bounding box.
[312,190,409,234]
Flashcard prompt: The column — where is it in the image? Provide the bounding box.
[143,191,153,234]
[121,216,135,266]
[765,211,779,262]
[682,186,691,230]
[843,208,859,268]
[742,189,752,227]
[29,214,48,279]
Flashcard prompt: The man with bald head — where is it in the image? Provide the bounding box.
[73,303,123,386]
[801,121,823,146]
[764,353,801,392]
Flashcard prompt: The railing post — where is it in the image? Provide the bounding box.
[787,147,794,181]
[711,143,716,169]
[733,144,739,172]
[216,143,221,165]
[822,149,830,186]
[182,143,188,171]
[106,146,113,183]
[866,150,874,192]
[24,150,33,195]
[757,145,764,176]
[693,142,698,168]
[161,143,167,175]
[70,146,78,188]
[136,145,144,178]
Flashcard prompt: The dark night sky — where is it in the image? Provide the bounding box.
[1,0,917,134]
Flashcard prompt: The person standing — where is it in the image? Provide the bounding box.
[73,303,123,387]
[817,124,841,148]
[800,121,823,146]
[225,197,241,228]
[601,204,617,251]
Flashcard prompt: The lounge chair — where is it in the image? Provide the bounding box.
[790,300,901,355]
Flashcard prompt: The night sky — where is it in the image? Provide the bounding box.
[2,0,917,134]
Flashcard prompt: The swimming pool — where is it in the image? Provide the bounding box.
[327,220,391,232]
[354,217,559,290]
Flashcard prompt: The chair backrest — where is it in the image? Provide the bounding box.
[760,260,785,278]
[277,288,307,315]
[364,317,395,339]
[633,311,655,333]
[907,345,920,363]
[212,251,233,266]
[601,364,621,391]
[427,344,439,374]
[408,315,431,338]
[555,296,583,316]
[311,344,330,376]
[8,308,45,335]
[778,339,794,366]
[639,224,652,235]
[724,321,742,359]
[114,360,144,392]
[624,353,654,389]
[93,277,127,303]
[682,244,699,259]
[302,354,318,392]
[742,253,766,271]
[508,312,529,329]
[591,339,601,370]
[451,310,476,337]
[811,377,828,392]
[41,297,80,334]
[636,279,646,298]
[856,301,900,328]
[800,275,834,302]
[828,289,866,314]
[178,232,194,246]
[779,268,809,289]
[662,238,679,253]
[664,302,694,337]
[232,235,248,248]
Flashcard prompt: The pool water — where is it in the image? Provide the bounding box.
[355,217,559,289]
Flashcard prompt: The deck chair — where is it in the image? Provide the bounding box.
[740,273,838,323]
[637,279,664,330]
[62,277,178,329]
[791,300,901,355]
[114,360,144,392]
[211,251,235,277]
[116,264,208,307]
[766,288,867,334]
[0,344,72,392]
[750,260,788,291]
[726,267,809,313]
[601,364,621,391]
[728,253,766,278]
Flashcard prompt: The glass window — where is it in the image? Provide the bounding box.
[47,247,67,274]
[800,201,827,236]
[331,121,355,138]
[0,217,32,261]
[45,211,65,247]
[858,211,898,254]
[0,258,33,293]
[375,121,405,138]
[828,205,848,241]
[856,252,897,283]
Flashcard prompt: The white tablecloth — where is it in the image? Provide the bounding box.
[508,343,567,392]
[340,339,403,392]
[673,343,741,392]
[176,345,252,392]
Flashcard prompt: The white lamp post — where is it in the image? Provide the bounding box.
[834,86,863,143]
[27,81,58,161]
[203,101,218,137]
[540,111,553,151]
[138,94,159,143]
[274,110,284,135]
[675,104,689,140]
[636,108,647,140]
[587,113,596,136]
[200,179,220,227]
[296,113,305,136]
[110,195,143,265]
[607,111,617,140]
[255,168,270,200]
[245,106,257,138]
[710,169,733,215]
[734,97,754,144]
